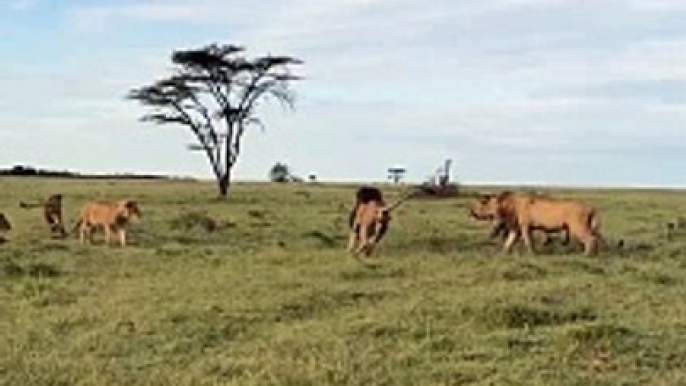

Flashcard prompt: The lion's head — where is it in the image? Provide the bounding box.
[470,194,499,221]
[117,200,142,222]
[469,191,515,221]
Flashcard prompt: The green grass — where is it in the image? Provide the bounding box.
[1,177,686,385]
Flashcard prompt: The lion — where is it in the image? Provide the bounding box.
[348,186,385,229]
[347,187,412,257]
[0,212,11,244]
[19,194,67,238]
[470,191,600,256]
[75,200,141,246]
[483,208,569,246]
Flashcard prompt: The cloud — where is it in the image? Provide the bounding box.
[2,0,685,186]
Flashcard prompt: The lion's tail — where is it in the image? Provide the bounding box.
[19,201,42,209]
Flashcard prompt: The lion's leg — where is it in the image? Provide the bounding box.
[104,226,112,246]
[371,222,385,245]
[503,230,520,253]
[561,226,570,246]
[347,226,359,252]
[118,228,127,247]
[79,223,88,244]
[49,214,66,238]
[521,225,536,254]
[55,215,66,238]
[355,241,369,256]
[568,224,598,256]
[580,233,599,256]
[355,225,370,255]
[364,242,376,256]
[489,221,507,240]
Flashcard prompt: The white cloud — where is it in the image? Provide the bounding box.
[3,0,686,185]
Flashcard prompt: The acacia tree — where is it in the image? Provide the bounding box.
[128,44,302,196]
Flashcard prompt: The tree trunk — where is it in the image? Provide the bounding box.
[217,172,231,197]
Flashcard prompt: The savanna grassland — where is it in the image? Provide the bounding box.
[1,177,686,386]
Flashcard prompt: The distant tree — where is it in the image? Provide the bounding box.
[388,167,406,184]
[269,162,292,183]
[128,43,302,197]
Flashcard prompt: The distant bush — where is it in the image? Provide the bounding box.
[269,162,302,183]
[0,164,169,180]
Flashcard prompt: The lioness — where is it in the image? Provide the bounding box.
[19,194,67,238]
[470,192,600,256]
[76,200,141,246]
[347,187,412,257]
[481,206,569,246]
[0,213,11,243]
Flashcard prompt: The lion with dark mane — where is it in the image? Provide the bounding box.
[470,191,601,256]
[19,194,67,238]
[347,187,412,257]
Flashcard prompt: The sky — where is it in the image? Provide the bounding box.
[2,0,686,187]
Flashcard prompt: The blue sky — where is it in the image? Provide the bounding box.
[2,0,686,187]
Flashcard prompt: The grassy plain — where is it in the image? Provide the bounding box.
[1,177,686,385]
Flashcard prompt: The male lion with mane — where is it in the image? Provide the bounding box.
[76,200,141,246]
[470,191,601,256]
[20,193,67,238]
[347,187,411,257]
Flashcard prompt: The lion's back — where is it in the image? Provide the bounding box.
[80,202,117,225]
[528,197,594,227]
